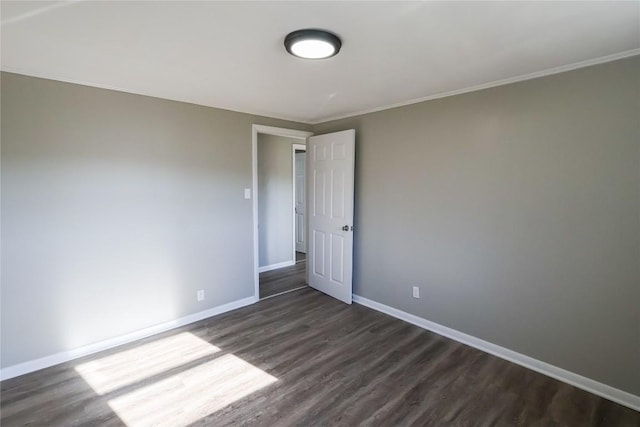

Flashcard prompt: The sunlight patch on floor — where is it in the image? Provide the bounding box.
[75,332,221,395]
[108,353,278,426]
[75,331,278,426]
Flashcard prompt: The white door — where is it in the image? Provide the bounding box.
[295,150,306,253]
[307,129,355,304]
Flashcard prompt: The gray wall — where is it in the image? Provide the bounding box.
[0,72,309,368]
[313,56,640,395]
[257,134,302,267]
[2,56,638,397]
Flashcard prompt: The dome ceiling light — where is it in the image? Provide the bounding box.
[284,29,342,59]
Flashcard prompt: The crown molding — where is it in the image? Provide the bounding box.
[311,49,640,124]
[3,48,638,126]
[0,66,309,124]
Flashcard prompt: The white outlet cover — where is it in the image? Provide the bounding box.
[197,290,205,301]
[244,188,251,199]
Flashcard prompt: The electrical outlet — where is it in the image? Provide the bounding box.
[197,290,205,301]
[412,286,420,299]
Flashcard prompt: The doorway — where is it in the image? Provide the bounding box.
[294,144,306,256]
[252,125,313,300]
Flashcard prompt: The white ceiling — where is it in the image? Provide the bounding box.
[2,1,639,124]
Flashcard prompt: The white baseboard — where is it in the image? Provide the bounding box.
[352,294,640,412]
[0,295,257,381]
[258,260,295,273]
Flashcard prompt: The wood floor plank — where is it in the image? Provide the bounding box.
[259,259,307,298]
[2,287,638,427]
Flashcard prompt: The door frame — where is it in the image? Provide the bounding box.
[292,144,307,256]
[252,124,313,301]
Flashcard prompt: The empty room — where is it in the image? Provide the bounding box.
[1,1,639,426]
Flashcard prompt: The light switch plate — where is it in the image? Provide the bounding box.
[244,188,251,199]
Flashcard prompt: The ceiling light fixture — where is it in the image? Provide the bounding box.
[284,29,342,59]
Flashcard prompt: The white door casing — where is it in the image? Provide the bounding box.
[252,125,313,301]
[307,129,355,304]
[294,147,306,253]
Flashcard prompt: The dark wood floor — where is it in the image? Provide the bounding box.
[1,287,638,426]
[259,256,307,299]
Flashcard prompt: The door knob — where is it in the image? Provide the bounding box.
[342,225,350,231]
